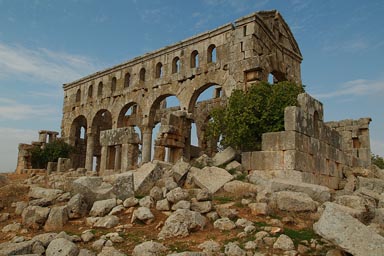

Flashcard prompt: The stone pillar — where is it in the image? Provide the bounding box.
[85,134,94,172]
[38,131,48,143]
[121,144,129,172]
[99,146,108,175]
[114,145,121,171]
[154,145,166,161]
[141,127,153,163]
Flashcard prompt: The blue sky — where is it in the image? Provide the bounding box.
[0,0,383,172]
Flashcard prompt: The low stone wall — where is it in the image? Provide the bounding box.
[242,93,371,190]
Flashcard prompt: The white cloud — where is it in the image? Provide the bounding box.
[0,98,57,120]
[0,42,99,85]
[0,127,37,173]
[312,79,384,99]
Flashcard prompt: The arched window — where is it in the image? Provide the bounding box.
[97,82,103,97]
[111,77,117,93]
[75,89,81,102]
[207,44,217,63]
[155,62,163,78]
[191,50,199,68]
[124,73,130,88]
[87,85,93,98]
[172,57,180,74]
[139,68,146,81]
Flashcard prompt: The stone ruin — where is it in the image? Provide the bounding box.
[15,10,372,190]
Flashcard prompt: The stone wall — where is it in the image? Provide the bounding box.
[60,10,303,173]
[242,93,371,190]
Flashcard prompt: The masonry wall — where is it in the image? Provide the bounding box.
[60,10,303,173]
[242,93,371,190]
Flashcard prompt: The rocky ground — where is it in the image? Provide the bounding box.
[0,148,384,256]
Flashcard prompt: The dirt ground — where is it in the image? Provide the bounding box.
[0,173,330,255]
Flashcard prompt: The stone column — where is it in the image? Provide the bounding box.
[114,145,121,171]
[141,127,153,163]
[121,144,129,172]
[38,131,48,143]
[85,134,94,172]
[99,146,108,175]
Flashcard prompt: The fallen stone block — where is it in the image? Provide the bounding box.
[212,147,236,167]
[271,178,331,203]
[313,202,384,256]
[223,180,258,195]
[89,198,116,217]
[71,177,115,206]
[22,206,50,229]
[271,191,318,212]
[0,240,34,255]
[93,215,119,228]
[357,176,384,193]
[46,238,79,256]
[158,209,206,239]
[111,171,134,200]
[29,187,64,201]
[133,162,164,195]
[44,205,69,231]
[190,166,233,194]
[171,159,191,184]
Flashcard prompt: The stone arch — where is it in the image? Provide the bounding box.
[124,72,130,88]
[111,77,117,93]
[187,83,224,113]
[91,109,113,171]
[117,102,142,128]
[70,115,88,168]
[75,89,81,103]
[191,50,199,68]
[87,84,93,98]
[172,57,180,74]
[139,68,146,81]
[155,62,163,78]
[97,82,103,97]
[268,70,287,84]
[207,44,217,63]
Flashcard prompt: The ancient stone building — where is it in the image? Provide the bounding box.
[242,93,371,189]
[60,10,302,175]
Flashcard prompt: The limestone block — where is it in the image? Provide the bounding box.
[29,187,64,201]
[223,180,258,195]
[171,159,191,184]
[190,166,233,194]
[271,178,331,203]
[133,162,164,195]
[271,191,318,212]
[44,206,69,231]
[132,241,167,256]
[71,176,115,206]
[251,151,284,170]
[111,171,134,200]
[212,147,236,167]
[357,177,384,194]
[314,202,384,256]
[241,152,252,170]
[22,206,51,229]
[0,240,34,256]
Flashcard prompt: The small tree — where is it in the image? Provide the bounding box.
[206,81,304,151]
[372,154,384,169]
[30,139,74,169]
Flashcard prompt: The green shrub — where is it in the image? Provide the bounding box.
[372,154,384,169]
[31,139,74,169]
[206,81,304,151]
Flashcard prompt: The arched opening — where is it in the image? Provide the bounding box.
[117,103,141,128]
[97,82,103,97]
[91,110,113,172]
[139,68,146,82]
[124,73,130,88]
[111,77,117,93]
[75,89,81,103]
[188,83,224,157]
[70,115,87,169]
[155,62,163,78]
[191,50,199,68]
[268,71,287,84]
[207,44,217,63]
[87,85,93,98]
[149,95,182,163]
[172,57,180,74]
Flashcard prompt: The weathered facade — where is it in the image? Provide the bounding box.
[242,93,371,189]
[60,10,302,174]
